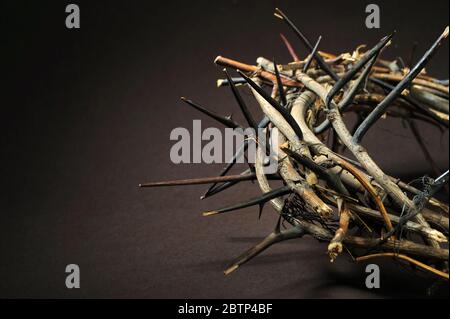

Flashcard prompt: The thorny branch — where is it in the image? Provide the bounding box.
[141,9,450,287]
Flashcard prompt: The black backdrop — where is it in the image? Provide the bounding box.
[1,0,448,298]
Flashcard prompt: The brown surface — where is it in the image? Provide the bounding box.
[1,0,449,298]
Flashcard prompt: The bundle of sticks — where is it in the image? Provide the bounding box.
[141,9,449,282]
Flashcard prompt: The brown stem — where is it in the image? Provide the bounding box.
[279,33,300,62]
[224,226,305,275]
[335,158,394,235]
[328,201,351,262]
[356,253,449,280]
[139,173,266,188]
[214,56,303,88]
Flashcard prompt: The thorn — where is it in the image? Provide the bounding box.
[206,185,291,216]
[275,8,339,81]
[279,33,300,62]
[181,97,242,129]
[200,116,271,199]
[203,211,219,217]
[237,70,304,139]
[275,215,282,233]
[326,33,394,108]
[224,68,259,131]
[303,36,322,73]
[139,173,258,188]
[444,26,449,38]
[273,58,288,107]
[217,77,246,87]
[314,55,378,134]
[354,27,449,143]
[202,180,239,199]
[258,203,265,220]
[201,144,250,199]
[224,264,239,275]
[273,12,283,20]
[408,41,419,68]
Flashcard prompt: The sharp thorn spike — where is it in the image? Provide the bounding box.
[326,33,394,108]
[275,8,339,81]
[314,55,378,134]
[303,35,322,73]
[273,58,288,107]
[224,68,259,131]
[203,211,219,217]
[181,97,242,129]
[237,70,304,139]
[279,33,300,62]
[275,215,282,233]
[224,264,239,275]
[353,27,449,143]
[207,185,291,216]
[139,173,259,188]
[258,203,265,220]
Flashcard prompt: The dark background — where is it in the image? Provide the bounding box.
[1,0,448,298]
